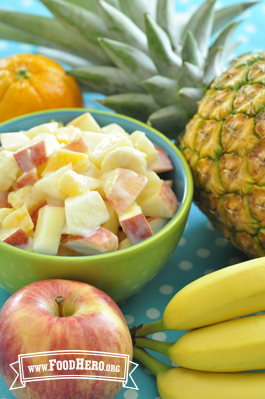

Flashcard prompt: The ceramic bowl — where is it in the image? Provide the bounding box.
[0,109,193,302]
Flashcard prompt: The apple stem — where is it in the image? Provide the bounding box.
[55,296,65,317]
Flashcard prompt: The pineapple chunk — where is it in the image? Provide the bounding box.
[130,131,158,163]
[42,149,88,175]
[8,186,46,211]
[0,132,30,151]
[0,208,14,226]
[0,151,20,193]
[2,204,34,234]
[58,170,100,196]
[35,163,73,201]
[67,112,102,133]
[65,191,110,235]
[33,205,65,255]
[52,126,82,144]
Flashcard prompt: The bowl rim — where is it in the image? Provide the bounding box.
[0,108,193,261]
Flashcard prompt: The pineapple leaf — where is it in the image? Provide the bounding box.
[119,0,157,32]
[95,93,160,122]
[210,21,239,55]
[0,21,49,47]
[156,0,176,47]
[103,0,121,9]
[204,47,223,86]
[212,1,258,35]
[98,38,157,86]
[143,75,178,107]
[178,87,204,117]
[182,30,202,67]
[63,0,101,14]
[67,66,146,95]
[37,47,92,67]
[192,0,216,59]
[144,13,182,79]
[178,62,204,89]
[98,0,148,53]
[181,0,215,43]
[148,104,189,140]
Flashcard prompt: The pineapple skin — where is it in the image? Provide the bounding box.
[180,52,265,258]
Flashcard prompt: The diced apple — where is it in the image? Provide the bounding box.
[101,147,147,175]
[139,180,179,218]
[0,151,20,193]
[77,160,102,179]
[58,170,100,196]
[0,208,14,226]
[14,140,48,172]
[67,112,102,133]
[43,135,61,157]
[0,227,29,248]
[33,205,66,255]
[2,203,34,234]
[64,135,89,153]
[165,180,173,189]
[8,186,46,211]
[0,132,30,151]
[0,193,12,208]
[13,168,38,190]
[52,126,81,144]
[136,171,161,204]
[119,203,153,245]
[42,149,88,175]
[35,163,73,201]
[90,133,133,168]
[57,245,82,256]
[102,123,127,135]
[30,201,47,230]
[148,145,174,173]
[130,131,158,164]
[65,190,110,235]
[118,237,132,250]
[25,122,58,139]
[82,132,106,152]
[103,168,147,216]
[61,227,118,255]
[101,201,119,236]
[147,217,170,234]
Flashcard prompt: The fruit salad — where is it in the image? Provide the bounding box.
[0,113,179,256]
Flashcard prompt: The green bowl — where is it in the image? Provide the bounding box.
[0,109,193,302]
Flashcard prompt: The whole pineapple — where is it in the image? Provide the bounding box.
[180,52,265,258]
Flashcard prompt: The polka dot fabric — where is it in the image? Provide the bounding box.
[0,0,260,398]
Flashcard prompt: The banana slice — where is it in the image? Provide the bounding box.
[101,147,147,175]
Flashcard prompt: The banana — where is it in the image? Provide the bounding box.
[133,347,265,399]
[101,147,147,175]
[132,257,265,337]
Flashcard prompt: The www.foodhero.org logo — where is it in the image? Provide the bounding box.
[9,350,138,390]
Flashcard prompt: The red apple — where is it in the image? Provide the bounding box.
[64,135,89,153]
[0,279,133,399]
[0,227,29,248]
[14,140,48,172]
[148,145,174,173]
[13,168,38,190]
[0,192,12,208]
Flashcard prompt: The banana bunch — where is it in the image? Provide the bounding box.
[131,257,265,391]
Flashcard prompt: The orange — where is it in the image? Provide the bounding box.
[0,53,83,122]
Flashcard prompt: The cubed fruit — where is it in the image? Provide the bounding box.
[102,123,127,135]
[119,203,153,245]
[147,217,170,234]
[8,186,46,211]
[64,135,89,153]
[118,237,132,250]
[103,168,147,216]
[42,149,88,175]
[25,122,58,139]
[77,160,102,179]
[67,112,102,133]
[65,190,110,235]
[101,147,147,175]
[2,204,34,234]
[130,131,158,163]
[0,193,12,208]
[61,227,118,255]
[0,208,14,226]
[0,227,29,248]
[35,163,73,201]
[82,132,106,151]
[14,140,48,172]
[13,168,38,190]
[148,145,174,173]
[0,132,30,151]
[90,133,133,168]
[52,126,81,144]
[57,245,82,256]
[0,151,20,193]
[30,201,48,230]
[136,171,161,204]
[101,201,119,236]
[33,205,66,255]
[58,170,100,196]
[139,180,179,218]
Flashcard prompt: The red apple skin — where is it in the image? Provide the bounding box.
[14,141,48,172]
[0,193,12,208]
[3,228,29,247]
[148,145,174,173]
[0,280,133,399]
[120,213,153,245]
[30,201,48,230]
[64,136,89,153]
[13,168,38,190]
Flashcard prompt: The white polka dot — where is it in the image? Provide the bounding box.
[152,332,167,341]
[179,261,193,271]
[146,308,161,319]
[178,237,186,246]
[144,366,153,375]
[124,390,138,399]
[196,248,210,258]
[0,41,8,50]
[245,24,256,33]
[228,257,243,266]
[215,237,228,247]
[206,221,215,231]
[204,269,215,275]
[1,271,7,278]
[6,282,14,289]
[159,285,173,295]
[124,315,135,325]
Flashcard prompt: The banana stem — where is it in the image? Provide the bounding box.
[134,337,172,359]
[131,319,165,337]
[133,346,171,377]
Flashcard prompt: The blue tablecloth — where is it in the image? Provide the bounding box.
[0,0,261,398]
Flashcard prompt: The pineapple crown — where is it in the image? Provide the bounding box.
[0,0,257,138]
